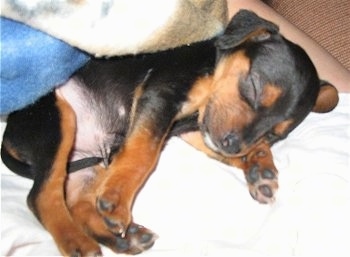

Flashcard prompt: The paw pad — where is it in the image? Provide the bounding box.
[113,223,158,254]
[246,166,278,204]
[97,198,115,213]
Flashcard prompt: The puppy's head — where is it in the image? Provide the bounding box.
[199,10,339,157]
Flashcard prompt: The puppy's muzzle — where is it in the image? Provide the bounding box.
[220,133,241,154]
[202,126,243,157]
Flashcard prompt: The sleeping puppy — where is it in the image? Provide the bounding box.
[1,10,338,256]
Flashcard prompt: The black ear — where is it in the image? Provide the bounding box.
[215,9,279,50]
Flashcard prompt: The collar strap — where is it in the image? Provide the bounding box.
[67,157,103,173]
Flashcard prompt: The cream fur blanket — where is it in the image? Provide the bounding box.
[1,0,228,56]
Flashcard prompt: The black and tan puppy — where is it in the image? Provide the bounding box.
[1,10,338,256]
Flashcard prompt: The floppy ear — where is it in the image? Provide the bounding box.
[312,81,339,113]
[215,9,279,50]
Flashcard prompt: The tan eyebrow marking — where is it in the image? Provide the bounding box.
[260,83,282,107]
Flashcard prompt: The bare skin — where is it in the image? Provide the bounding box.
[227,0,350,92]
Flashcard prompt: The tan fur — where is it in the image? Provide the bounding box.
[178,75,214,118]
[260,83,283,107]
[97,119,170,233]
[36,94,101,256]
[313,84,339,113]
[273,119,294,136]
[199,51,257,152]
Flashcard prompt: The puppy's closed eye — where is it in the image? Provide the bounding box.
[240,72,262,109]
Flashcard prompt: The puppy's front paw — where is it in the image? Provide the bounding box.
[97,186,131,235]
[112,223,158,254]
[246,164,278,204]
[241,143,279,204]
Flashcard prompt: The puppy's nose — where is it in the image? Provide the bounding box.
[220,133,241,154]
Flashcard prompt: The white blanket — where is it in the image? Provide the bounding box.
[1,93,350,256]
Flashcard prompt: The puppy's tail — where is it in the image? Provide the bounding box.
[1,145,33,179]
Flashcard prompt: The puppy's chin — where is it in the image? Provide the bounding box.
[203,132,220,153]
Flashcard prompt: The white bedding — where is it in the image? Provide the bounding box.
[1,93,350,257]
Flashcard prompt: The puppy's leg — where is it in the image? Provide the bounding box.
[67,166,157,255]
[182,131,278,204]
[3,93,101,256]
[32,94,103,256]
[96,86,180,236]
